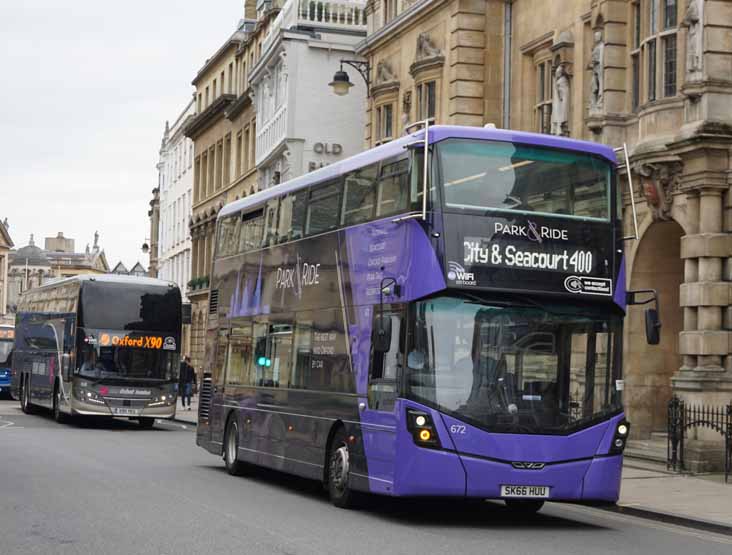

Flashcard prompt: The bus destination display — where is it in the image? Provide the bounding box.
[85,331,178,351]
[444,213,616,297]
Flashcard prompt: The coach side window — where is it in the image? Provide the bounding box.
[262,198,280,247]
[306,179,342,236]
[342,164,378,226]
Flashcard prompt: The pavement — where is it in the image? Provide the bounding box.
[616,459,732,532]
[172,396,198,424]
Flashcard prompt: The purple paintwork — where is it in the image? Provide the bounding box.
[390,399,624,501]
[218,125,618,220]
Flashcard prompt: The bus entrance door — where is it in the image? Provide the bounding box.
[359,310,402,495]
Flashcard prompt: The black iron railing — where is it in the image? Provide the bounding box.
[667,395,732,483]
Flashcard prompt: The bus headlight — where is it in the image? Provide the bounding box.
[406,408,441,449]
[610,420,631,455]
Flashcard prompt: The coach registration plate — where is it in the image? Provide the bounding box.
[500,485,550,498]
[112,407,141,416]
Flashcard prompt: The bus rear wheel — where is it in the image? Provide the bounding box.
[20,375,34,415]
[224,418,248,476]
[504,499,544,514]
[327,428,362,509]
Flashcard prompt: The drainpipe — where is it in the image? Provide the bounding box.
[502,0,513,129]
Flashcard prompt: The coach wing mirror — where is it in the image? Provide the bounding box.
[627,289,661,345]
[372,315,392,353]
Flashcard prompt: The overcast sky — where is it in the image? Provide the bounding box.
[0,0,243,270]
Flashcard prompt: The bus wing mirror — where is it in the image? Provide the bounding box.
[627,289,661,345]
[645,308,661,345]
[372,315,392,353]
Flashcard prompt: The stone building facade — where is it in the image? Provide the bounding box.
[0,220,13,324]
[355,0,732,468]
[147,187,160,278]
[157,100,195,295]
[251,0,367,189]
[184,7,270,373]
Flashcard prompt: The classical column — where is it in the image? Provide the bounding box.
[679,187,728,373]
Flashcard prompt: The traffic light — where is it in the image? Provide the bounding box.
[257,355,272,368]
[254,338,271,367]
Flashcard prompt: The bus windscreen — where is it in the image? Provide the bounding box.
[407,296,623,434]
[438,139,612,220]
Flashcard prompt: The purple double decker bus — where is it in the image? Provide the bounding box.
[196,124,657,512]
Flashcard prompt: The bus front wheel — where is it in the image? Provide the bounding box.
[138,417,155,429]
[53,384,67,423]
[327,428,362,509]
[504,499,544,514]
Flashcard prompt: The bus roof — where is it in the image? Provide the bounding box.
[24,273,178,293]
[219,125,618,220]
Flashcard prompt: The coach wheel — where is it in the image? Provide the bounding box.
[138,417,155,429]
[504,499,544,514]
[327,428,362,509]
[53,384,66,423]
[21,376,33,414]
[224,418,248,476]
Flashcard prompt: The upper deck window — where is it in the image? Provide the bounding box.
[438,139,612,221]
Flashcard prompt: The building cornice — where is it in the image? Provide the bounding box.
[356,0,445,55]
[183,94,236,140]
[192,33,246,86]
[225,90,253,120]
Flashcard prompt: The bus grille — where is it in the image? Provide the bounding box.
[199,377,213,421]
[208,289,219,314]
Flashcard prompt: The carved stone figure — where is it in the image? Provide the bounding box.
[551,65,570,136]
[636,161,683,221]
[401,91,412,131]
[375,60,396,84]
[416,32,441,60]
[588,31,604,113]
[682,0,703,79]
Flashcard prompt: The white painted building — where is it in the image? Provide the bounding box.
[251,0,367,188]
[157,99,196,299]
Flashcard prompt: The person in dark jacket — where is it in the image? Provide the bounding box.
[179,356,195,410]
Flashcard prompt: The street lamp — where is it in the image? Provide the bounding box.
[141,238,150,254]
[329,60,370,97]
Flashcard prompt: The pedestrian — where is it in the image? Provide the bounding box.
[179,356,195,410]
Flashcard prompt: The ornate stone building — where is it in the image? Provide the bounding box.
[6,232,109,314]
[356,0,732,469]
[184,5,272,373]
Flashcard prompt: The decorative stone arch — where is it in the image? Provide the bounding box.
[623,215,686,439]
